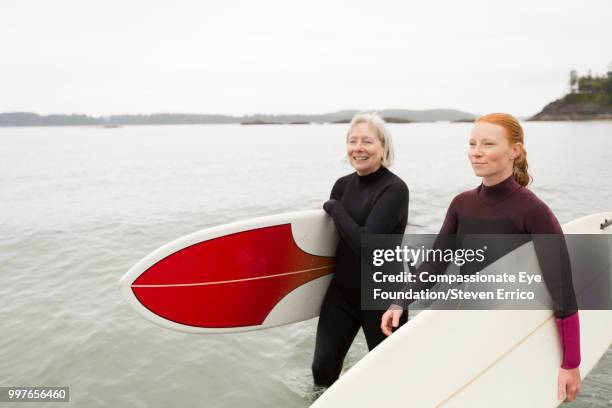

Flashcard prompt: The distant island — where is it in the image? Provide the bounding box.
[240,119,282,125]
[0,109,476,127]
[531,66,612,120]
[329,116,413,124]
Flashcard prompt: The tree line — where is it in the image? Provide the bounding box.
[568,66,612,95]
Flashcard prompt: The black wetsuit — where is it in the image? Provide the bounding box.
[312,165,409,387]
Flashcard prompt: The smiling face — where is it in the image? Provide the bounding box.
[468,122,521,186]
[347,122,384,176]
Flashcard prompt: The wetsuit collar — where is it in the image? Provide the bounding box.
[357,165,388,182]
[478,175,522,204]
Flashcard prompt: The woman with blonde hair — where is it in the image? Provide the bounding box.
[312,112,409,388]
[381,113,581,402]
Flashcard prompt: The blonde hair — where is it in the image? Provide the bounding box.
[346,112,395,167]
[475,113,532,186]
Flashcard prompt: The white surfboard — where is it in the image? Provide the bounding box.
[119,210,338,334]
[311,212,612,407]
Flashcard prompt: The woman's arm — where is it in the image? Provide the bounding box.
[323,181,408,256]
[526,201,581,402]
[395,196,460,298]
[527,202,580,369]
[382,197,460,335]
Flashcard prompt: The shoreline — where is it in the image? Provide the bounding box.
[2,119,612,128]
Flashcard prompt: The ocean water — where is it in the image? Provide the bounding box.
[1,122,611,407]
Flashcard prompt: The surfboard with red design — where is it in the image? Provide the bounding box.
[119,210,338,333]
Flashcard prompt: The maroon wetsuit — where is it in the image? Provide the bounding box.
[401,175,580,369]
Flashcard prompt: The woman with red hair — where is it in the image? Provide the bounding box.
[381,113,581,402]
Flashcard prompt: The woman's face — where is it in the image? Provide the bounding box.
[347,122,384,176]
[468,122,520,185]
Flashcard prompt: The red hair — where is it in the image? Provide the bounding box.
[475,113,532,186]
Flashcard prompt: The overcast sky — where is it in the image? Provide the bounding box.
[1,0,611,117]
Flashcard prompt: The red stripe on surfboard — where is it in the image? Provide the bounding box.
[132,265,333,328]
[131,224,335,328]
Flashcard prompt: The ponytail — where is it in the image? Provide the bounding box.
[512,143,532,187]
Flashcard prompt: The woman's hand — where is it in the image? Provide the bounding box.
[380,305,404,336]
[558,367,581,402]
[322,199,337,215]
